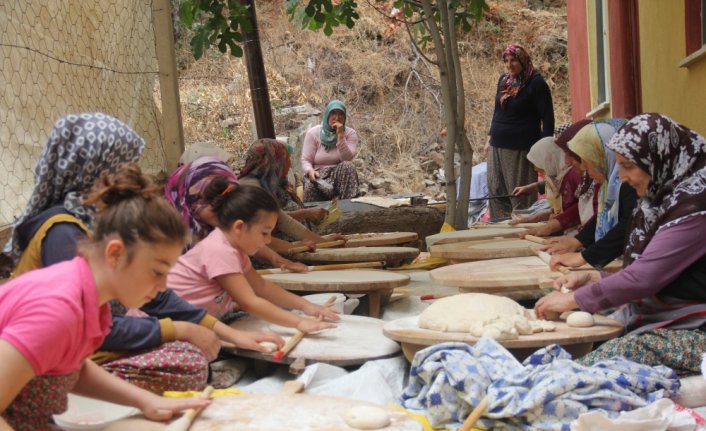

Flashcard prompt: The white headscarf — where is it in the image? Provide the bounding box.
[527,137,570,213]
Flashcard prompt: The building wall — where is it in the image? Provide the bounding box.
[566,0,592,121]
[638,0,706,134]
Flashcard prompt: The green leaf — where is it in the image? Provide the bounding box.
[179,2,194,26]
[190,28,210,60]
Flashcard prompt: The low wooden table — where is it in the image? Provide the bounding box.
[227,314,401,373]
[383,315,624,362]
[291,246,420,268]
[429,238,540,262]
[425,227,527,248]
[263,269,411,318]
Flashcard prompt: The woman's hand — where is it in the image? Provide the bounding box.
[534,291,578,320]
[551,271,599,291]
[307,170,319,181]
[512,183,537,197]
[518,219,560,238]
[549,252,587,270]
[484,136,491,158]
[290,239,317,252]
[302,302,341,322]
[544,236,583,254]
[227,329,284,353]
[332,121,345,140]
[173,322,221,361]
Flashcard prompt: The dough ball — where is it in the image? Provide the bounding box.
[259,341,278,352]
[566,311,594,328]
[559,311,574,321]
[343,405,391,430]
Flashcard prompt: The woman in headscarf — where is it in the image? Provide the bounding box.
[536,113,706,376]
[5,112,145,272]
[301,100,359,202]
[6,114,282,395]
[510,135,582,227]
[485,44,555,221]
[544,121,638,269]
[239,138,327,224]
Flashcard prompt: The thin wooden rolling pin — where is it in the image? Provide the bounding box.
[273,295,337,361]
[458,396,489,431]
[524,234,548,245]
[285,239,346,255]
[256,261,384,275]
[164,386,214,431]
[531,248,570,274]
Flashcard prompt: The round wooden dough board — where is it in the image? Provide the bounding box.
[292,246,420,264]
[384,315,624,361]
[263,269,410,292]
[228,314,401,366]
[430,238,538,260]
[345,232,418,247]
[430,256,570,292]
[425,227,526,248]
[104,395,422,431]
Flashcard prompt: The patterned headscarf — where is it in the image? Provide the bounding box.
[568,121,623,240]
[500,44,537,108]
[164,156,238,244]
[319,100,347,150]
[527,137,570,213]
[238,138,303,209]
[4,113,145,261]
[606,113,706,265]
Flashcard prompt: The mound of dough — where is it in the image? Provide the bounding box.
[419,293,553,340]
[343,405,391,430]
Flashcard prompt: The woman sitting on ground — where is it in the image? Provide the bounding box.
[301,100,359,202]
[535,113,706,376]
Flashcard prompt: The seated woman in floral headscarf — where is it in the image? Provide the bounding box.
[536,113,706,376]
[301,100,360,202]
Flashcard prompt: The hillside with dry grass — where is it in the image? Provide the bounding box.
[175,0,570,197]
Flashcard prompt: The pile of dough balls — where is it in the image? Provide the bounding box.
[419,293,556,341]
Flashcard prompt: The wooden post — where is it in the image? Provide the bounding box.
[152,0,185,171]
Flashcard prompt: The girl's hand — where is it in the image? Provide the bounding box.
[278,259,309,273]
[296,318,337,334]
[545,236,583,254]
[139,395,212,422]
[534,291,578,320]
[302,303,341,321]
[307,170,319,181]
[173,322,221,361]
[550,252,587,270]
[229,330,284,353]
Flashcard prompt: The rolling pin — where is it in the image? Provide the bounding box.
[256,261,384,275]
[285,239,346,255]
[164,386,214,431]
[524,234,548,245]
[531,248,570,274]
[459,396,489,431]
[273,295,337,361]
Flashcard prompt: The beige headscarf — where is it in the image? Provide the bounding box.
[526,137,569,213]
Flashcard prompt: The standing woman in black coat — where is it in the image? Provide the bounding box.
[485,44,555,221]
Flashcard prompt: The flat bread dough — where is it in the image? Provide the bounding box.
[259,341,279,352]
[343,405,391,430]
[419,293,553,340]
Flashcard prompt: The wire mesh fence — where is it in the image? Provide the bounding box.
[0,0,174,237]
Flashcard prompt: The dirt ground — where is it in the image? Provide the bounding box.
[175,0,571,195]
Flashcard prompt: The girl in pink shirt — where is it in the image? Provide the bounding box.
[169,179,340,333]
[0,164,210,430]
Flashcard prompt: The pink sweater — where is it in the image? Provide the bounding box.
[300,125,358,174]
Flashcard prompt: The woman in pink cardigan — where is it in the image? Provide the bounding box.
[301,100,359,201]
